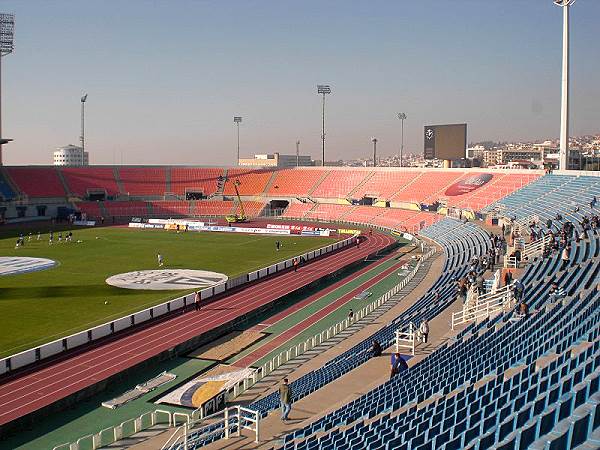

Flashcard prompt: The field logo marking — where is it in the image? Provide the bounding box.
[106,269,228,290]
[0,257,57,276]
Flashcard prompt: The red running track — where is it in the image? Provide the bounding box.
[0,231,395,426]
[235,254,405,367]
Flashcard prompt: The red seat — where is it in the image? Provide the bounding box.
[310,170,371,198]
[103,201,149,217]
[62,167,119,197]
[223,169,272,196]
[281,203,315,219]
[119,168,167,196]
[351,171,422,200]
[149,201,191,216]
[170,168,223,196]
[192,200,235,216]
[6,167,66,198]
[268,169,326,196]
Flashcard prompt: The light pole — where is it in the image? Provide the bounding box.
[371,137,378,167]
[554,0,575,170]
[397,113,406,167]
[317,85,331,166]
[0,13,15,165]
[296,140,300,167]
[234,116,242,164]
[80,94,87,165]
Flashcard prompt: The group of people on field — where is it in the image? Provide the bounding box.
[15,230,74,248]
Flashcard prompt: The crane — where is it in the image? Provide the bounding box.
[226,179,247,223]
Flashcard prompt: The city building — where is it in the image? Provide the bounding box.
[238,152,314,168]
[53,145,89,167]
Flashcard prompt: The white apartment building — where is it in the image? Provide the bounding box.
[53,145,89,166]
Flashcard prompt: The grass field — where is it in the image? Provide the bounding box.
[0,226,338,358]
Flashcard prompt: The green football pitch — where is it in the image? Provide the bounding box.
[0,226,338,358]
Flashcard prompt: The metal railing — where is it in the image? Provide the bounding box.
[451,283,514,330]
[521,234,552,262]
[52,409,172,450]
[227,247,437,401]
[395,322,416,355]
[162,405,260,450]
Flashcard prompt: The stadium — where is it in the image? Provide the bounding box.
[1,2,600,450]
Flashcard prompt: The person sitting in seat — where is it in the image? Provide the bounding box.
[390,353,409,379]
[517,301,529,318]
[549,282,566,301]
[371,340,382,357]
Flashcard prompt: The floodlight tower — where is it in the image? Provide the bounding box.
[234,116,242,164]
[80,94,87,163]
[371,137,378,167]
[397,113,407,167]
[296,140,300,167]
[554,0,575,170]
[0,13,15,165]
[317,85,331,166]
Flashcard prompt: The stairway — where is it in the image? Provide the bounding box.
[164,167,172,195]
[307,170,331,197]
[113,167,126,196]
[98,201,109,218]
[347,171,375,198]
[55,168,71,198]
[261,170,278,196]
[388,172,426,202]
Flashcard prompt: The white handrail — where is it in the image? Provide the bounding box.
[395,322,416,356]
[452,283,514,329]
[164,405,260,450]
[54,409,173,450]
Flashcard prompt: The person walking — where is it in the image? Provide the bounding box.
[157,253,164,267]
[194,291,201,311]
[419,320,429,344]
[293,257,299,272]
[279,378,292,421]
[347,309,354,322]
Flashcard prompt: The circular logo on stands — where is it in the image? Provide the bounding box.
[444,173,494,196]
[0,257,57,276]
[106,269,228,291]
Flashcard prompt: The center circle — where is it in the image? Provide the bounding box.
[0,256,57,276]
[106,269,228,291]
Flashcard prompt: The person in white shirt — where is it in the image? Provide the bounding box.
[419,320,429,344]
[157,253,164,267]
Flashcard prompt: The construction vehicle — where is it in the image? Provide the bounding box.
[225,179,248,223]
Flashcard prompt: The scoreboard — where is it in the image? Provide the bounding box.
[424,124,467,160]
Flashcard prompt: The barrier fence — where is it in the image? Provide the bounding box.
[0,233,357,375]
[52,409,173,450]
[451,283,515,330]
[395,322,416,356]
[161,406,260,450]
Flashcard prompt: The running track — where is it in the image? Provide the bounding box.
[0,232,395,426]
[235,253,406,367]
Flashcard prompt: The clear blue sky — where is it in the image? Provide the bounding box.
[1,0,598,165]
